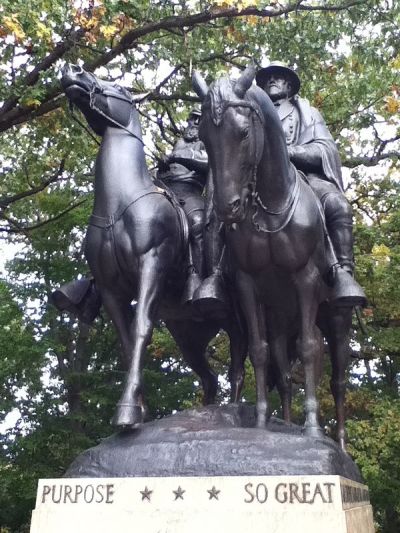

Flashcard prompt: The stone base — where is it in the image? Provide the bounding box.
[30,475,374,533]
[65,404,362,480]
[31,406,374,531]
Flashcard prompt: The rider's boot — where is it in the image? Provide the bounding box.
[51,277,102,323]
[192,267,229,316]
[327,224,367,308]
[191,209,229,315]
[181,242,202,306]
[192,245,229,316]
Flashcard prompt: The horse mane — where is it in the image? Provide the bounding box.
[247,85,282,128]
[207,77,242,125]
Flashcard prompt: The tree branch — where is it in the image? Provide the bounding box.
[0,159,66,209]
[0,198,88,234]
[0,0,364,132]
[343,150,400,168]
[85,1,364,72]
[0,28,86,116]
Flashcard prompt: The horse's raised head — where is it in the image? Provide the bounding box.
[61,63,143,136]
[194,66,263,224]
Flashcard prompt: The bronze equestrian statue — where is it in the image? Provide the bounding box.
[255,62,367,448]
[192,64,365,449]
[59,64,247,428]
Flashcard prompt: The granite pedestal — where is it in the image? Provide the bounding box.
[30,405,375,532]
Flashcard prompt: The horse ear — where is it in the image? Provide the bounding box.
[192,70,209,101]
[235,64,256,98]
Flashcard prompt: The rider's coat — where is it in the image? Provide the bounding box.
[278,95,344,192]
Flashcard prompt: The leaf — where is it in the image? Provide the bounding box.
[2,15,26,42]
[35,21,52,43]
[385,95,400,115]
[21,97,42,108]
[372,243,391,260]
[100,24,118,40]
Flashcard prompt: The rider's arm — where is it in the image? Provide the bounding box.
[170,141,209,173]
[288,143,323,173]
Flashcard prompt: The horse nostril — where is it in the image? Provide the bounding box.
[71,64,84,75]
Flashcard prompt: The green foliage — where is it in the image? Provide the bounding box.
[347,396,400,533]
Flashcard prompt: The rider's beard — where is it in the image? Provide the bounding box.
[183,126,199,142]
[267,88,290,102]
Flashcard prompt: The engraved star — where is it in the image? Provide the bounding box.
[173,486,185,500]
[207,486,220,500]
[140,486,153,502]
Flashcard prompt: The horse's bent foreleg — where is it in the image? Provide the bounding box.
[113,252,166,428]
[327,306,352,451]
[236,271,269,428]
[166,319,218,405]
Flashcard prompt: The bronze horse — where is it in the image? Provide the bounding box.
[193,66,353,448]
[60,64,247,428]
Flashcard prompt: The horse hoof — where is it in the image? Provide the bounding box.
[302,425,324,439]
[112,403,142,429]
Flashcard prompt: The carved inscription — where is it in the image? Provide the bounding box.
[341,484,370,505]
[41,484,114,504]
[244,483,268,503]
[39,479,343,507]
[244,482,335,504]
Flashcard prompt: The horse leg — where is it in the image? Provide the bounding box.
[166,319,218,404]
[327,306,352,451]
[224,317,247,403]
[100,290,135,371]
[99,290,152,420]
[294,265,323,438]
[236,270,269,428]
[113,252,166,428]
[271,336,291,422]
[266,309,291,422]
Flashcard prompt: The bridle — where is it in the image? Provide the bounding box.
[202,97,263,204]
[68,71,145,146]
[203,96,300,233]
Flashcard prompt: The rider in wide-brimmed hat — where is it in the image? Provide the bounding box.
[256,61,366,306]
[255,61,301,97]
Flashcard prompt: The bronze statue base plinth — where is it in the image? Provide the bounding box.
[31,406,374,533]
[31,474,374,533]
[65,404,361,480]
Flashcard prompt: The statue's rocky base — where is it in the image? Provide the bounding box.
[30,405,375,533]
[65,404,361,480]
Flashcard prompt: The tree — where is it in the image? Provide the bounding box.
[0,1,399,531]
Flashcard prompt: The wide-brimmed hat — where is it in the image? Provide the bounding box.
[256,61,301,95]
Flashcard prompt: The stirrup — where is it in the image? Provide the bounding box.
[330,267,367,308]
[181,270,202,306]
[192,273,229,316]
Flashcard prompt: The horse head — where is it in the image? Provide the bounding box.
[61,63,145,137]
[193,65,265,224]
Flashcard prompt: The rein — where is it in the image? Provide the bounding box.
[68,72,145,146]
[68,100,101,146]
